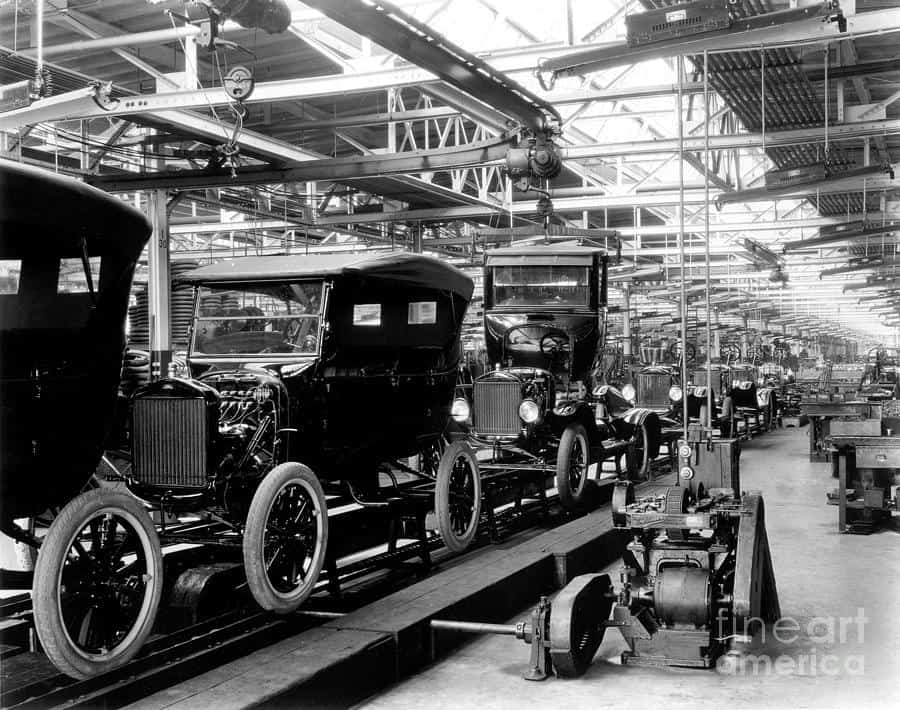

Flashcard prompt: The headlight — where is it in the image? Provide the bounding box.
[622,384,636,402]
[668,385,683,402]
[519,399,540,423]
[451,397,470,423]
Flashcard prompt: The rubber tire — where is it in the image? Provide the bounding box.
[32,488,163,679]
[435,442,482,553]
[557,423,591,510]
[720,396,735,438]
[243,462,328,614]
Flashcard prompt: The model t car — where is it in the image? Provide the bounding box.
[23,250,476,678]
[0,159,153,679]
[448,244,660,508]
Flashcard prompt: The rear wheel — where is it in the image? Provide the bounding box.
[243,463,328,614]
[557,423,590,510]
[435,442,481,553]
[32,488,163,679]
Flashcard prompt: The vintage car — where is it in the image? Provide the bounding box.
[26,250,476,678]
[449,244,661,507]
[0,159,153,679]
[722,361,778,435]
[619,340,699,424]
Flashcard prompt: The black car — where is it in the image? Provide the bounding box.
[0,159,153,679]
[26,250,476,678]
[449,244,660,508]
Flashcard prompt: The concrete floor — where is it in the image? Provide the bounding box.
[356,427,900,710]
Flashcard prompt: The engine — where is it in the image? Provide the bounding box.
[130,371,286,514]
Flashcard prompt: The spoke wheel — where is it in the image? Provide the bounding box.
[435,442,481,553]
[32,488,162,679]
[556,423,590,511]
[243,463,328,614]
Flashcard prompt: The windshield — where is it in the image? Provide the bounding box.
[191,281,323,357]
[492,265,591,307]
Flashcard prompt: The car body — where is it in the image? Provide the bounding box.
[131,252,472,497]
[0,159,151,526]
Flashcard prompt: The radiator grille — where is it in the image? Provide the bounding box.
[133,396,208,487]
[473,380,521,437]
[636,373,670,408]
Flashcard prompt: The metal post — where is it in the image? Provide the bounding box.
[623,285,632,361]
[148,188,172,379]
[677,55,688,440]
[704,50,713,429]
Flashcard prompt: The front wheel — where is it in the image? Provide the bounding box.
[435,442,482,553]
[243,463,328,614]
[557,423,591,510]
[32,488,163,679]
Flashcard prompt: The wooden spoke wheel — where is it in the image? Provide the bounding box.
[32,488,163,679]
[243,463,328,614]
[435,442,481,553]
[556,423,591,511]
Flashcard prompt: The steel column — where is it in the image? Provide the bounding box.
[147,189,172,379]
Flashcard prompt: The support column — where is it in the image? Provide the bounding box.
[147,188,172,379]
[741,316,750,360]
[622,285,632,362]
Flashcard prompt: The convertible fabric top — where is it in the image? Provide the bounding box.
[0,159,151,256]
[179,251,474,300]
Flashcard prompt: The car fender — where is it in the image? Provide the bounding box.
[620,408,662,458]
[552,400,604,442]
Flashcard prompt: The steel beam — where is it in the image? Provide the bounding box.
[562,120,900,159]
[716,165,898,207]
[539,5,900,80]
[783,221,900,251]
[300,0,559,131]
[86,133,516,192]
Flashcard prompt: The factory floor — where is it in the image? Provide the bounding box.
[355,426,900,710]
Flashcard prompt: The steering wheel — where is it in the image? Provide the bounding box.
[667,340,696,364]
[720,343,741,363]
[540,331,571,356]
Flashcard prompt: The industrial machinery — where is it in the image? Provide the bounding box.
[829,410,900,534]
[449,243,661,508]
[858,347,900,401]
[431,435,779,677]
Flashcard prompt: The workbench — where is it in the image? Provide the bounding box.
[800,401,881,462]
[827,434,900,534]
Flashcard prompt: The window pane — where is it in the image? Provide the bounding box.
[493,265,590,306]
[408,301,436,325]
[192,281,322,356]
[353,303,381,326]
[0,260,21,294]
[58,257,101,294]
